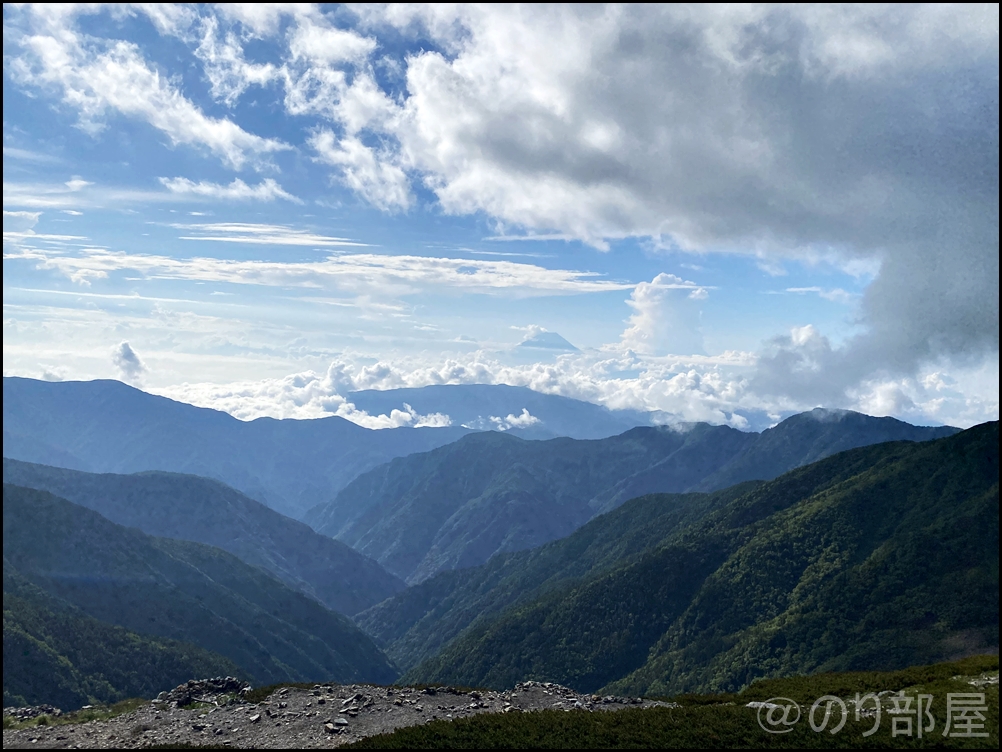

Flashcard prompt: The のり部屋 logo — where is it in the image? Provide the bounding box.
[750,697,800,733]
[752,692,990,738]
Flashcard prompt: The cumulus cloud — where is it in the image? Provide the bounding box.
[621,274,707,356]
[147,361,452,427]
[343,5,999,400]
[3,211,42,233]
[490,408,541,431]
[40,365,67,382]
[154,347,994,433]
[5,5,997,420]
[112,341,146,383]
[157,352,760,428]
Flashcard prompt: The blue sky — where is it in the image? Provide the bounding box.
[3,4,998,428]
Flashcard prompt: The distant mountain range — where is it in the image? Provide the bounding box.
[307,409,957,583]
[362,422,997,694]
[2,460,404,616]
[3,378,666,519]
[3,377,474,520]
[3,484,398,689]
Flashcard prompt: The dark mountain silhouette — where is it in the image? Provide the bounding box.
[4,484,398,687]
[3,459,404,616]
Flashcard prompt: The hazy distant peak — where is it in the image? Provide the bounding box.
[516,331,579,351]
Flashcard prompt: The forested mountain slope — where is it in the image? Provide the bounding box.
[3,460,403,616]
[312,409,957,583]
[3,564,240,709]
[3,485,398,688]
[391,423,997,695]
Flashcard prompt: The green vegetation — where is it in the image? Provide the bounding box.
[2,458,405,616]
[315,408,954,584]
[348,657,999,749]
[3,566,237,710]
[3,483,398,704]
[358,484,755,672]
[402,423,998,696]
[3,699,148,730]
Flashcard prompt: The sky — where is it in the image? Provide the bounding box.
[3,3,998,429]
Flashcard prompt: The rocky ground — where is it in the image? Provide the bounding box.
[3,679,675,749]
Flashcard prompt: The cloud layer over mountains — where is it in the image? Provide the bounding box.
[3,4,997,428]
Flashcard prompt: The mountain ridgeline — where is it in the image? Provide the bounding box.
[372,422,997,695]
[1,378,663,520]
[2,377,990,711]
[2,377,470,520]
[1,460,403,617]
[307,409,957,583]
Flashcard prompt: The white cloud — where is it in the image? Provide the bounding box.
[195,15,279,106]
[4,5,996,425]
[215,4,307,38]
[151,345,995,432]
[7,243,635,297]
[2,146,63,164]
[289,22,377,64]
[171,221,364,246]
[3,178,263,209]
[159,177,302,203]
[490,408,540,431]
[64,178,92,191]
[786,286,855,304]
[132,3,198,38]
[621,273,707,356]
[311,131,412,211]
[3,211,42,233]
[332,4,998,394]
[40,365,68,382]
[9,7,290,169]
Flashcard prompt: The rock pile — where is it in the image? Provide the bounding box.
[2,705,62,722]
[156,677,251,707]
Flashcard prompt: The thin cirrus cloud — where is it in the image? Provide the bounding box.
[159,178,303,204]
[785,287,856,304]
[8,241,635,296]
[170,222,366,247]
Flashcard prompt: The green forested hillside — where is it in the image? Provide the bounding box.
[2,459,404,616]
[3,564,239,709]
[311,409,956,584]
[356,483,756,672]
[401,422,998,695]
[3,484,398,688]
